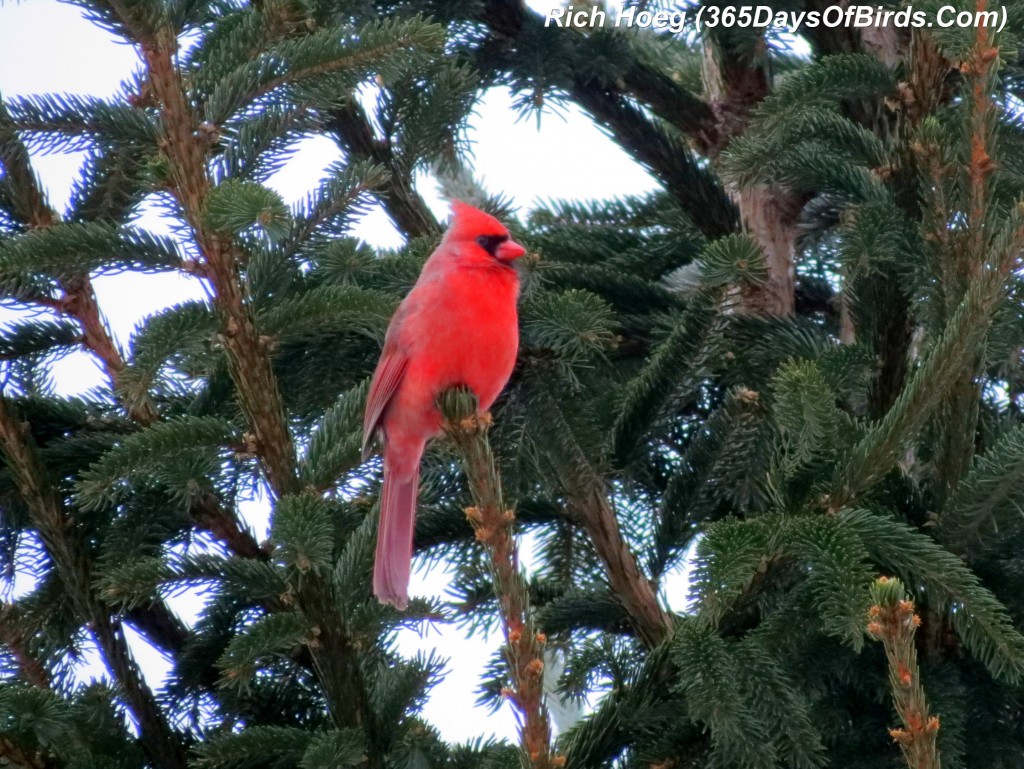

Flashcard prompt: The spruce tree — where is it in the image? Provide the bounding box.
[1,0,1024,768]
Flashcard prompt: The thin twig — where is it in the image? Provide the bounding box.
[867,576,942,769]
[440,388,562,769]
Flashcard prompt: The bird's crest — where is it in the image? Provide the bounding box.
[446,200,509,240]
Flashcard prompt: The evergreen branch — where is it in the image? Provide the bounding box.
[867,576,942,769]
[216,611,313,690]
[0,222,182,283]
[474,0,734,235]
[0,210,168,424]
[2,103,161,424]
[381,60,479,173]
[964,0,998,264]
[300,730,366,768]
[567,483,672,649]
[203,178,292,242]
[829,270,1005,508]
[771,358,844,474]
[609,295,715,468]
[185,5,288,96]
[477,0,718,144]
[539,261,680,313]
[845,509,1024,682]
[58,0,165,43]
[0,603,50,688]
[194,726,314,769]
[672,620,777,769]
[786,516,874,650]
[328,99,438,239]
[723,107,888,191]
[0,319,80,361]
[731,637,826,768]
[754,54,897,123]
[257,284,395,344]
[98,552,288,609]
[690,514,784,628]
[521,289,615,372]
[300,379,369,491]
[570,89,736,238]
[1,107,144,402]
[119,300,219,410]
[271,494,335,575]
[0,101,57,229]
[67,145,149,224]
[2,93,158,154]
[530,385,672,647]
[269,498,377,743]
[1,90,258,635]
[929,0,1001,495]
[559,644,694,768]
[139,29,378,744]
[285,160,391,251]
[536,588,629,636]
[215,105,314,182]
[74,415,237,509]
[205,18,443,125]
[0,735,59,769]
[439,388,560,769]
[939,425,1024,554]
[0,395,188,769]
[612,234,764,468]
[142,26,300,498]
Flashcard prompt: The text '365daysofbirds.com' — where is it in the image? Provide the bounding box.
[543,3,1008,32]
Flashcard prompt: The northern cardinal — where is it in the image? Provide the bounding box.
[362,201,526,609]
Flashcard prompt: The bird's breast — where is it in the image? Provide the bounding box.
[395,264,520,418]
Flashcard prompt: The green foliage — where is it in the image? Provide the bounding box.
[0,222,181,296]
[4,93,158,153]
[194,726,314,769]
[300,379,370,490]
[786,516,873,649]
[835,270,1006,506]
[287,161,391,250]
[300,729,366,768]
[0,318,80,360]
[97,552,287,610]
[118,300,220,407]
[652,386,770,577]
[522,288,615,372]
[939,425,1024,554]
[204,17,444,124]
[204,179,292,243]
[217,612,312,689]
[272,494,336,573]
[845,509,1024,683]
[75,415,237,509]
[771,358,842,472]
[672,620,776,769]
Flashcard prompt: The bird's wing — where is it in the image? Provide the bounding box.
[361,349,408,460]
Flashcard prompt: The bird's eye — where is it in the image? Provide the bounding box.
[476,234,507,257]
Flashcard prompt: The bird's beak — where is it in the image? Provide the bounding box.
[496,238,526,262]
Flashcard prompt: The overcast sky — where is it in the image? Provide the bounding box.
[0,0,689,743]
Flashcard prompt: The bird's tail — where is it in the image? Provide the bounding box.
[374,444,423,610]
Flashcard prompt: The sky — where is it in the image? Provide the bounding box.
[0,0,691,744]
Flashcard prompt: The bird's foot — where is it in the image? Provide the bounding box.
[454,409,493,435]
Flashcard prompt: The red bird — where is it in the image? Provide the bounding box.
[362,201,526,609]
